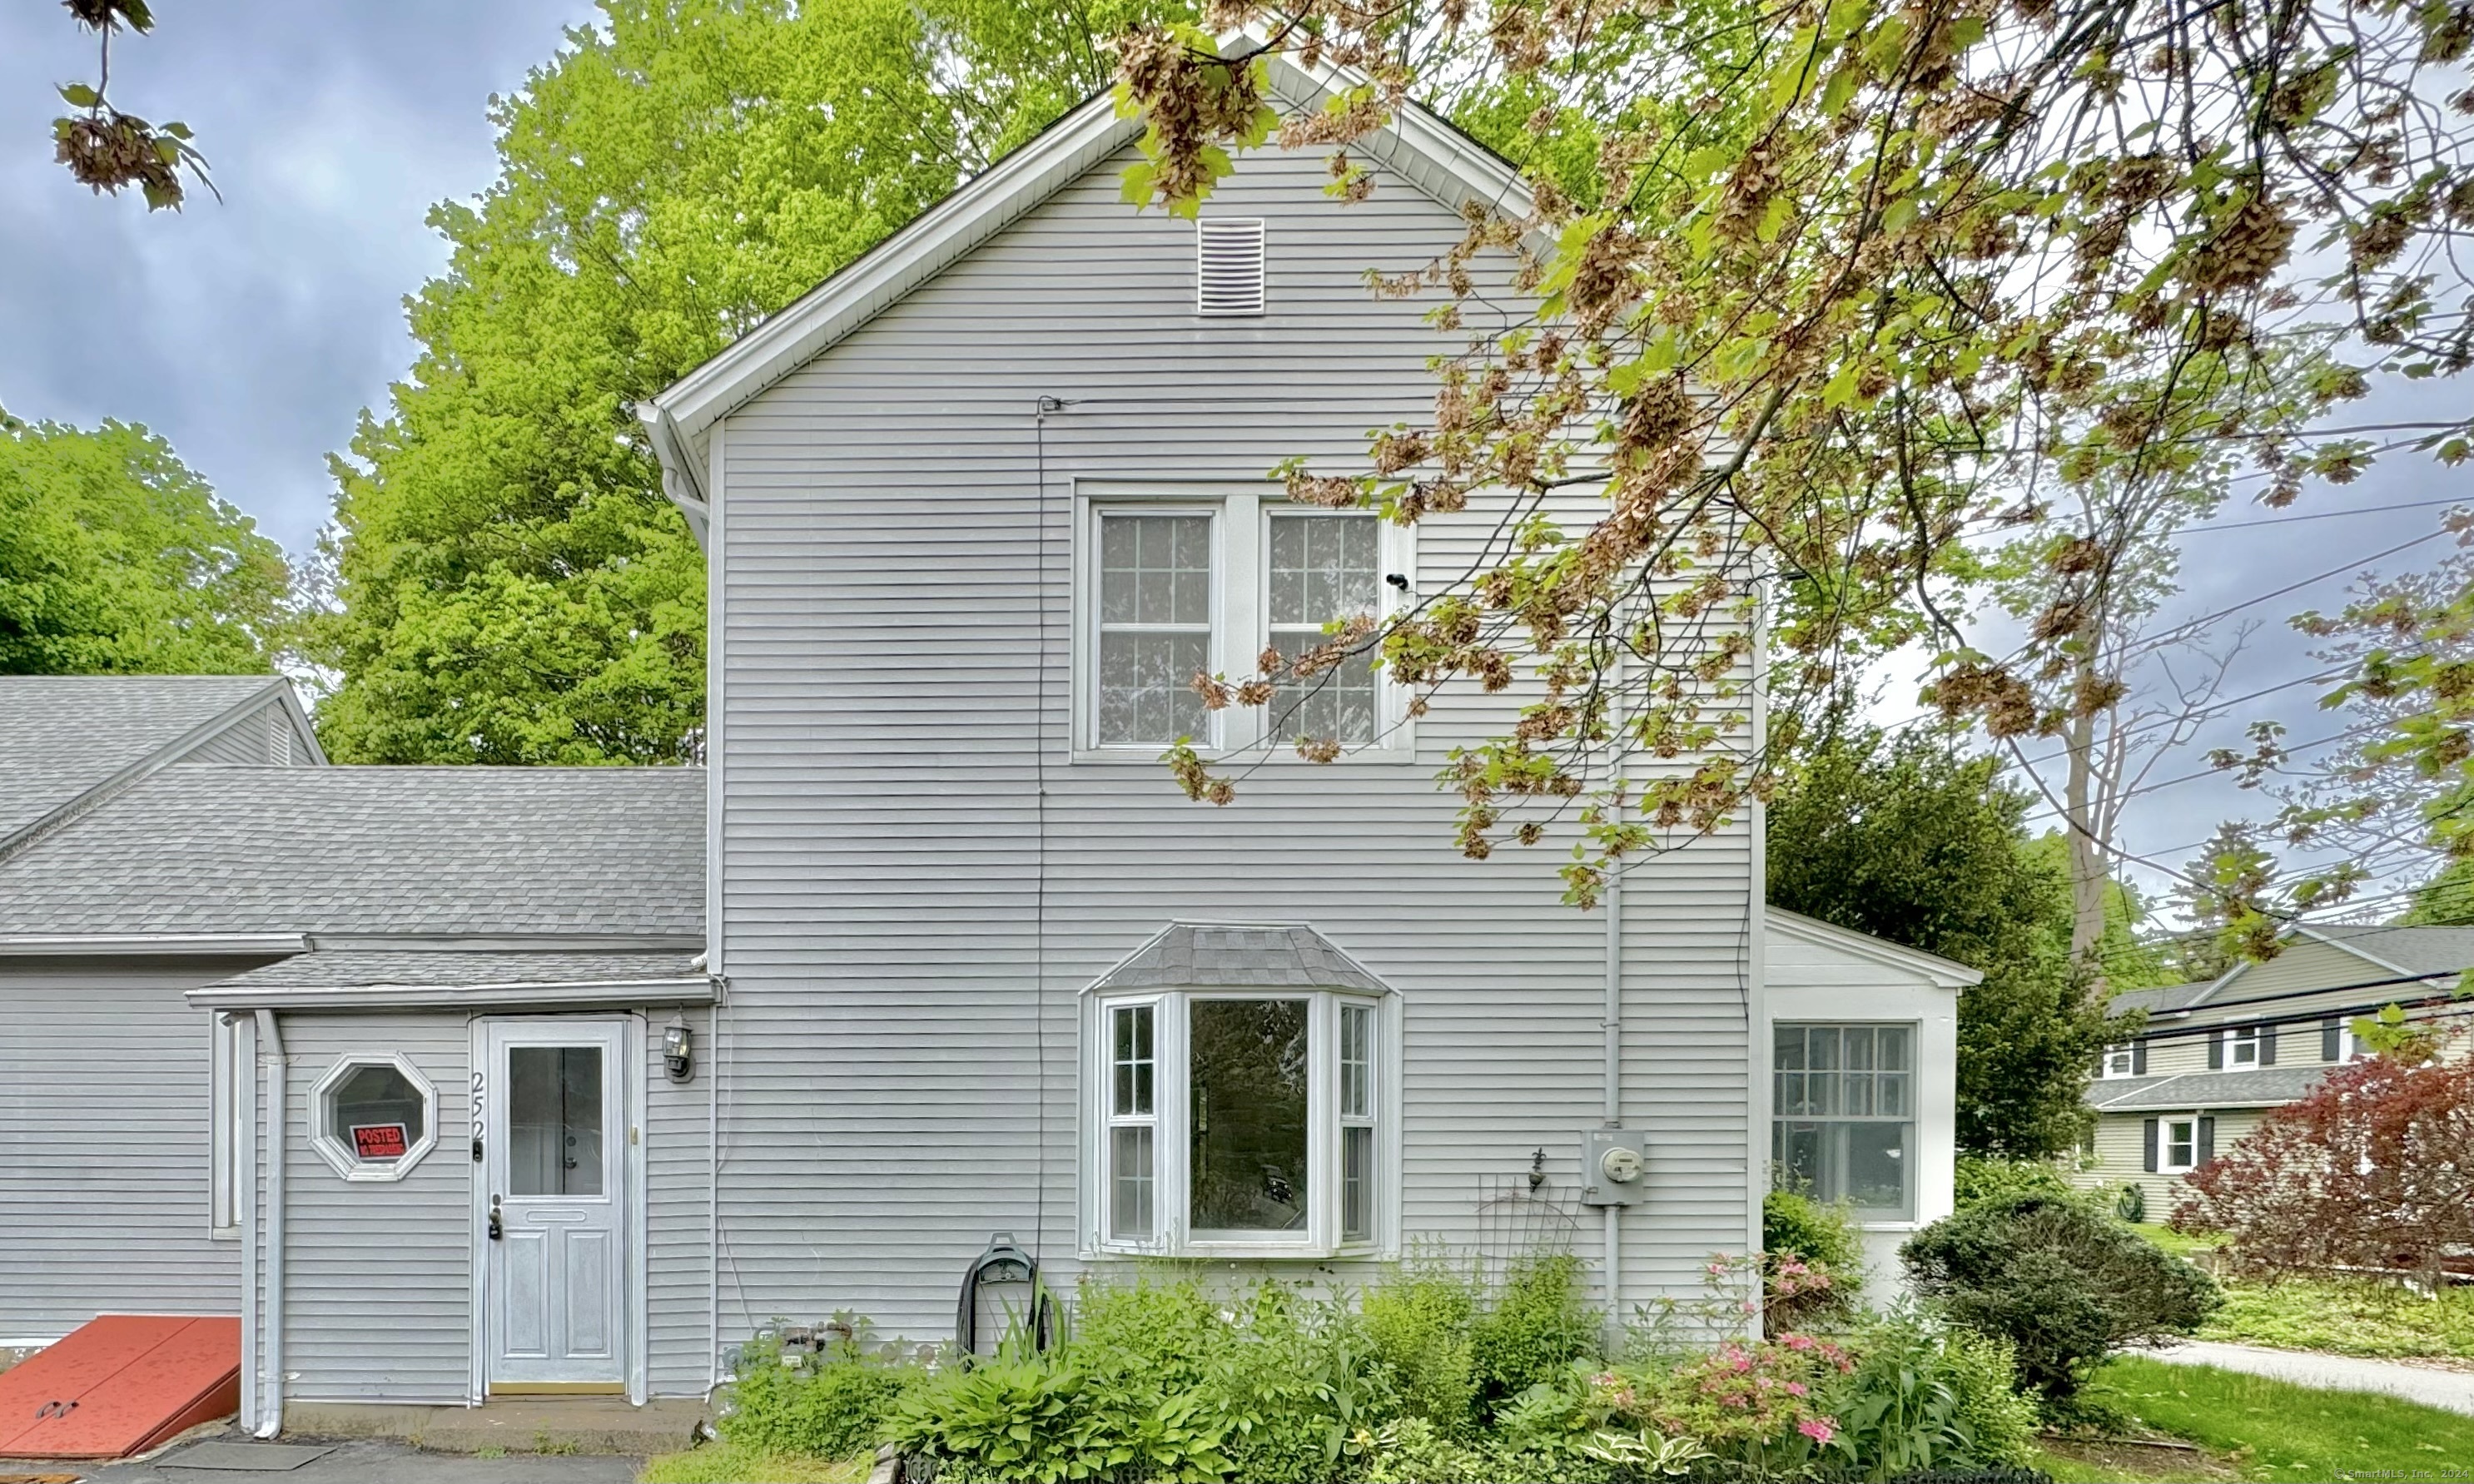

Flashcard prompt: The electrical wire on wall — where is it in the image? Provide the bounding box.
[1031,395,1071,1262]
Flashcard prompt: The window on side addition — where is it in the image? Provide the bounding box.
[1771,1022,1915,1219]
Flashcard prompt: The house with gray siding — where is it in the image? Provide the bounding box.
[2080,924,2474,1218]
[636,39,1971,1390]
[3,49,1985,1434]
[0,750,703,1430]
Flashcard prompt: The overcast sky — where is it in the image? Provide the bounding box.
[2,2,2463,926]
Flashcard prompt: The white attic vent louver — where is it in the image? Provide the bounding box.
[1197,219,1265,315]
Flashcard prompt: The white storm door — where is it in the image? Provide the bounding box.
[484,1019,627,1389]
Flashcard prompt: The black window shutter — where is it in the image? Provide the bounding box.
[2133,1039,2148,1075]
[2198,1115,2216,1164]
[2322,1019,2341,1061]
[2143,1118,2159,1173]
[2208,1035,2224,1070]
[2261,1025,2278,1065]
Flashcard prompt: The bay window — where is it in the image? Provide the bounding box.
[1090,987,1387,1256]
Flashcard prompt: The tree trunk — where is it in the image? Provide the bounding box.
[2064,670,2109,996]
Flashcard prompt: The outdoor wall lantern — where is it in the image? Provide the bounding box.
[663,1013,694,1084]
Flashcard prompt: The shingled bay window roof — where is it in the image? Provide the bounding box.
[1087,922,1389,994]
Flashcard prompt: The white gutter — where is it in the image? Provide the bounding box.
[188,975,717,1013]
[0,934,306,956]
[1602,869,1622,1351]
[254,1009,286,1439]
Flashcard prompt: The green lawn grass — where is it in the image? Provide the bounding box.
[2088,1354,2474,1482]
[2200,1278,2474,1361]
[2125,1221,2474,1359]
[638,1441,871,1483]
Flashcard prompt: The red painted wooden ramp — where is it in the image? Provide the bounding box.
[0,1316,240,1459]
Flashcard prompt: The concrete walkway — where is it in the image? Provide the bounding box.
[2147,1338,2474,1417]
[28,1437,642,1482]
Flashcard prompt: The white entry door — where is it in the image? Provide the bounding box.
[482,1018,628,1392]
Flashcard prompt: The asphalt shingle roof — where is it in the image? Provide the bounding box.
[2086,1065,2332,1111]
[0,675,281,844]
[2310,924,2474,980]
[2106,981,2215,1017]
[1092,923,1389,992]
[0,764,703,938]
[206,949,706,990]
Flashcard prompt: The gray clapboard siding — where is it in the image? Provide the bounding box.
[647,1007,716,1395]
[0,957,263,1342]
[276,1014,470,1401]
[709,137,1754,1346]
[180,698,302,767]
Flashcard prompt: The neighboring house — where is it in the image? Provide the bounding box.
[3,47,1980,1434]
[0,747,703,1423]
[2082,924,2474,1218]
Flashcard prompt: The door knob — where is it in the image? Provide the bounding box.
[489,1194,504,1241]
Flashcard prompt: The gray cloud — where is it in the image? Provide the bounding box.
[0,0,599,556]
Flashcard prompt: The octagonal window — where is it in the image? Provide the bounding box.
[311,1054,438,1181]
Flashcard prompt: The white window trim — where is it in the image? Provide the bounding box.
[1071,481,1414,762]
[309,1051,440,1183]
[1081,985,1398,1261]
[2334,1022,2362,1063]
[2159,1114,2200,1174]
[2222,1025,2262,1068]
[209,1011,246,1238]
[1771,1019,1920,1222]
[2100,1043,2138,1080]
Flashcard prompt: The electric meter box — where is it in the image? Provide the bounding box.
[1579,1128,1652,1207]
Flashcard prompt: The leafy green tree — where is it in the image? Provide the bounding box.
[1766,728,2119,1159]
[316,0,1163,764]
[0,408,286,674]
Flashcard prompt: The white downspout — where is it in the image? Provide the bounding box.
[1603,868,1623,1349]
[254,1009,286,1439]
[235,1013,258,1432]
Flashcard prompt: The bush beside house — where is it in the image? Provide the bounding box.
[1901,1194,2218,1406]
[713,1253,2043,1483]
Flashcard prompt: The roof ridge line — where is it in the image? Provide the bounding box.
[0,676,291,866]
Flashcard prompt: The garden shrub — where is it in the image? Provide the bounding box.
[1764,1189,1865,1333]
[1952,1156,2077,1210]
[1195,1282,1394,1482]
[2114,1181,2145,1224]
[723,1329,922,1459]
[1901,1192,2219,1404]
[889,1275,1393,1484]
[1766,1188,1866,1270]
[1358,1416,1619,1484]
[1468,1253,1601,1413]
[1821,1309,2041,1479]
[1361,1254,1480,1431]
[2173,1045,2474,1286]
